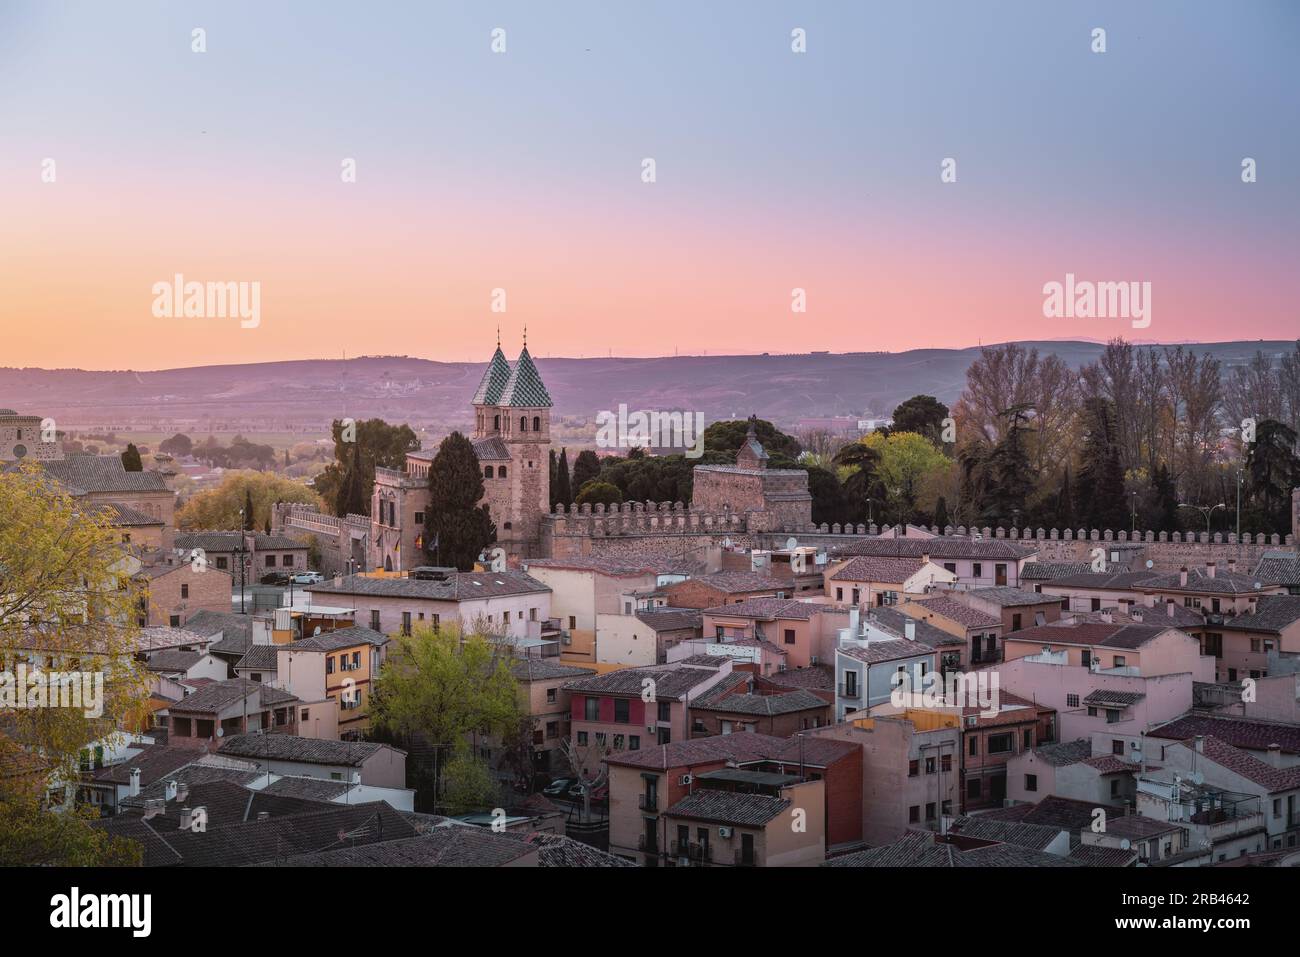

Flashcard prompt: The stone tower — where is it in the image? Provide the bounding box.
[470,338,552,560]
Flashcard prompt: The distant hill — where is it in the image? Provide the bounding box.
[1,340,1291,436]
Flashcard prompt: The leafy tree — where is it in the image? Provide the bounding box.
[1075,398,1128,530]
[176,471,321,531]
[891,395,951,447]
[1149,463,1179,532]
[834,439,883,524]
[980,406,1036,527]
[313,418,420,517]
[120,443,143,472]
[806,464,852,526]
[441,752,498,815]
[1245,419,1300,534]
[933,495,950,530]
[159,433,193,457]
[0,464,151,780]
[571,449,602,491]
[575,480,623,507]
[423,432,494,570]
[371,625,524,807]
[0,793,143,866]
[335,442,368,518]
[704,418,802,464]
[554,447,572,507]
[860,431,952,524]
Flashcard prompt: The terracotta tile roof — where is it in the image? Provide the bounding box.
[1080,755,1138,774]
[218,733,401,766]
[635,609,703,632]
[1045,571,1160,589]
[701,597,824,620]
[824,830,1078,867]
[41,456,170,495]
[174,532,305,552]
[1149,715,1300,755]
[682,571,790,594]
[1139,568,1275,596]
[1067,844,1138,866]
[563,664,721,701]
[504,831,636,867]
[833,537,1036,561]
[91,746,199,785]
[837,639,932,665]
[1184,736,1300,793]
[760,665,834,691]
[1223,596,1300,635]
[867,607,965,647]
[1031,739,1092,767]
[169,678,297,714]
[692,687,828,717]
[830,556,926,584]
[509,658,595,681]
[964,586,1054,607]
[908,596,1000,629]
[1104,815,1186,839]
[948,815,1065,850]
[1004,621,1168,650]
[1020,562,1094,581]
[235,645,280,672]
[605,730,856,771]
[1253,555,1300,587]
[142,649,206,673]
[471,436,511,461]
[1082,689,1146,708]
[525,557,664,578]
[664,789,790,827]
[291,626,388,652]
[92,501,166,527]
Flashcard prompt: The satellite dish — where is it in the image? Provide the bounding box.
[785,537,798,550]
[216,727,224,737]
[1145,559,1154,569]
[1119,838,1131,850]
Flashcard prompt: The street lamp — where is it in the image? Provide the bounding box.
[1179,502,1225,535]
[1235,469,1243,539]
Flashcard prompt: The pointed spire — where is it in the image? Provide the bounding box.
[500,340,552,408]
[472,341,513,406]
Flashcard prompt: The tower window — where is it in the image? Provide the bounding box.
[493,415,500,430]
[484,466,494,478]
[498,466,507,478]
[520,416,528,432]
[532,416,540,431]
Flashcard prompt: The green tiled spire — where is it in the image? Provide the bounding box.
[499,346,552,408]
[472,346,512,405]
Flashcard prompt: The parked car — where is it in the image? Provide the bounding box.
[542,778,575,797]
[259,572,291,586]
[568,781,608,802]
[291,571,324,585]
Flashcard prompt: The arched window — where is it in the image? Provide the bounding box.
[493,414,500,430]
[484,466,494,478]
[520,416,528,432]
[532,416,541,432]
[498,466,507,479]
[384,555,393,572]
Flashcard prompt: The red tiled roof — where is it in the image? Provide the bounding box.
[830,556,926,584]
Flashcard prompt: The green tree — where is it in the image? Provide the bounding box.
[933,495,950,530]
[980,406,1036,527]
[159,433,193,457]
[1149,463,1179,532]
[441,752,498,815]
[423,432,494,570]
[335,442,368,518]
[0,794,143,866]
[704,418,802,464]
[176,471,321,531]
[806,464,852,526]
[120,443,143,472]
[1075,398,1128,530]
[834,439,883,524]
[571,449,602,491]
[554,447,573,507]
[1245,419,1300,534]
[891,395,951,447]
[860,431,952,524]
[575,480,623,507]
[314,418,420,517]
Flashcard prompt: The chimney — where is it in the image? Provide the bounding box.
[176,781,189,803]
[848,607,860,637]
[1194,735,1205,754]
[1166,599,1176,619]
[1266,744,1283,768]
[164,780,178,802]
[178,807,193,830]
[1131,608,1143,622]
[142,799,165,821]
[920,552,930,567]
[1206,562,1216,579]
[1179,567,1188,587]
[1100,610,1112,624]
[257,811,271,821]
[128,767,141,798]
[904,619,916,641]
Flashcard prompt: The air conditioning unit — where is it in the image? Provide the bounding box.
[718,826,733,838]
[647,724,657,734]
[679,774,693,786]
[810,655,819,666]
[561,634,571,645]
[966,716,978,727]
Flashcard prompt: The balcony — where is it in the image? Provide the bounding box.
[638,793,658,812]
[734,849,757,867]
[637,834,658,853]
[838,683,861,700]
[671,840,707,862]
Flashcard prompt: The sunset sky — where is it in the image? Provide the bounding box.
[1,1,1296,371]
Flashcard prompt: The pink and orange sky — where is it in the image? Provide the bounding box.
[2,1,1296,370]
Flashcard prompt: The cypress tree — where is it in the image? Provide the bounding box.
[572,449,601,492]
[933,495,950,531]
[120,443,143,472]
[243,488,256,530]
[424,431,495,570]
[555,448,573,507]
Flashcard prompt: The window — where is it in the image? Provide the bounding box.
[546,721,558,739]
[658,701,671,721]
[520,416,528,432]
[944,562,956,573]
[577,731,588,746]
[972,563,982,578]
[283,554,294,566]
[1025,774,1038,792]
[585,698,600,721]
[169,614,180,627]
[414,511,423,525]
[941,754,952,772]
[533,416,541,431]
[909,805,920,823]
[1112,739,1125,756]
[629,735,640,751]
[568,616,577,629]
[401,612,411,636]
[1106,709,1121,724]
[546,688,557,704]
[783,628,796,645]
[1023,729,1032,748]
[370,610,381,631]
[1113,655,1126,668]
[925,802,936,821]
[835,587,843,601]
[216,556,228,570]
[1011,613,1022,631]
[969,736,978,756]
[908,759,919,777]
[967,779,980,798]
[987,733,1013,754]
[266,554,277,567]
[326,656,335,675]
[181,584,189,599]
[499,467,507,478]
[1066,693,1079,708]
[1110,779,1121,797]
[925,757,936,774]
[614,699,630,723]
[484,466,494,478]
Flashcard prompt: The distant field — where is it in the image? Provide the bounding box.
[80,431,331,452]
